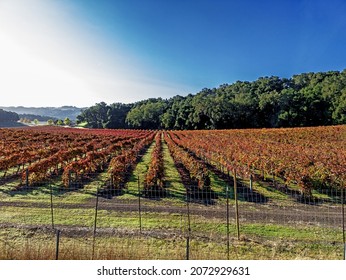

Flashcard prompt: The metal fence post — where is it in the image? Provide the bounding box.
[138,175,142,233]
[92,187,99,260]
[50,183,54,230]
[55,230,60,260]
[226,185,230,260]
[186,188,191,260]
[25,169,29,188]
[341,187,345,260]
[234,170,240,240]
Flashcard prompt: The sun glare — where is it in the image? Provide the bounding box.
[0,1,100,107]
[0,0,193,107]
[0,35,97,107]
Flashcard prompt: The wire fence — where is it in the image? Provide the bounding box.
[0,173,345,260]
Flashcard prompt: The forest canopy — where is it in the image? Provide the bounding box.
[77,70,346,129]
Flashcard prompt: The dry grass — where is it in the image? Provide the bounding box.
[0,227,342,260]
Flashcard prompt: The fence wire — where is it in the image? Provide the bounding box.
[0,173,345,260]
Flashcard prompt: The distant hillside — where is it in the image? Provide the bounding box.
[18,113,57,122]
[0,106,83,121]
[0,120,28,128]
[0,108,25,128]
[0,108,19,121]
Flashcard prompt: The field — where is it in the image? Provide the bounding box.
[0,125,345,260]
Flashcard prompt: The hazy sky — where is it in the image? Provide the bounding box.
[1,0,346,107]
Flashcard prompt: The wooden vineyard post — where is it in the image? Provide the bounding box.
[226,185,230,260]
[234,170,240,241]
[50,183,54,230]
[110,176,114,195]
[25,169,29,188]
[68,170,72,189]
[342,186,345,260]
[55,229,60,260]
[180,214,183,235]
[138,175,142,233]
[92,187,99,260]
[186,188,191,260]
[250,174,253,192]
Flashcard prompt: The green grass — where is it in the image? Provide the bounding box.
[75,122,88,128]
[161,139,187,201]
[0,170,109,204]
[121,138,188,206]
[125,141,155,197]
[0,204,342,244]
[0,206,94,227]
[251,180,290,202]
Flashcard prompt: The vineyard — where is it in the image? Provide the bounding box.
[0,125,345,260]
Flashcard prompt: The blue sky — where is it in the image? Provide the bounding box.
[0,0,346,107]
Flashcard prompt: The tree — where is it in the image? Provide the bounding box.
[126,98,167,129]
[104,103,132,128]
[258,91,281,127]
[333,89,346,124]
[76,102,108,128]
[161,95,184,129]
[64,117,71,126]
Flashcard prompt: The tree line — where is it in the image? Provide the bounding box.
[0,109,19,122]
[77,70,346,129]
